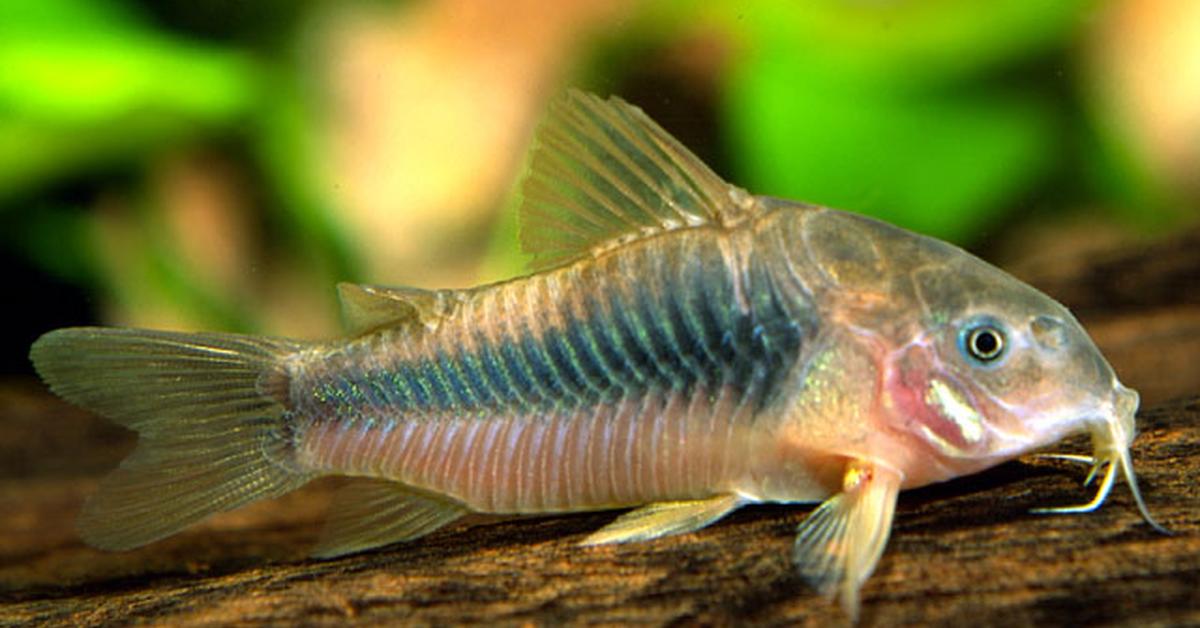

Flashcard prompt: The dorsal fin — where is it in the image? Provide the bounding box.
[518,89,757,271]
[336,283,457,335]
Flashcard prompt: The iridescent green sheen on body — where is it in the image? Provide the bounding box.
[290,232,809,431]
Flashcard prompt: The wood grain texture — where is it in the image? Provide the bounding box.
[3,230,1199,626]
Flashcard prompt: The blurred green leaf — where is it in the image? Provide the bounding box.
[0,0,259,201]
[0,0,141,33]
[253,77,362,284]
[714,0,1087,243]
[724,0,1096,85]
[727,56,1058,242]
[0,37,255,124]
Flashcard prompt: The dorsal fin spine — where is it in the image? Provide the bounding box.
[533,141,633,230]
[521,182,607,257]
[602,110,697,216]
[571,99,685,221]
[561,95,693,226]
[543,113,656,228]
[518,90,755,270]
[642,129,719,215]
[590,95,718,219]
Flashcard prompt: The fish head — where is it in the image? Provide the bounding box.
[894,262,1131,468]
[795,208,1159,527]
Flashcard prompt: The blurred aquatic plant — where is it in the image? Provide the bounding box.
[1,0,353,338]
[583,0,1198,241]
[717,0,1091,242]
[0,1,258,201]
[1,0,1197,361]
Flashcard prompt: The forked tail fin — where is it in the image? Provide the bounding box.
[30,327,315,550]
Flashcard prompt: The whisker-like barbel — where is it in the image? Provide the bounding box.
[1030,415,1169,533]
[1031,458,1117,514]
[1115,445,1171,534]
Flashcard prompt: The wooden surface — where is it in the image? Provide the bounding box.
[2,230,1199,626]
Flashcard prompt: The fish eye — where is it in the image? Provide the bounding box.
[960,321,1007,365]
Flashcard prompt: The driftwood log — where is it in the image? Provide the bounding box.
[2,229,1198,626]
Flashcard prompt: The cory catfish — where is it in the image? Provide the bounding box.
[31,90,1164,617]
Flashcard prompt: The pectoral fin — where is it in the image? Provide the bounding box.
[792,462,902,621]
[312,478,468,558]
[580,493,743,546]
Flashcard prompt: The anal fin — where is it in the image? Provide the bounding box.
[312,478,468,558]
[580,493,743,546]
[792,461,902,621]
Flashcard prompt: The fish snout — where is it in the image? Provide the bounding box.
[1107,384,1140,448]
[1115,385,1139,421]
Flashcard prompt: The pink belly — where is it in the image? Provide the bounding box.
[296,384,758,513]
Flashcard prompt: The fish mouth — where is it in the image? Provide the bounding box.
[1031,384,1169,534]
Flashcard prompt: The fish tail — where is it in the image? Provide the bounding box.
[29,327,315,550]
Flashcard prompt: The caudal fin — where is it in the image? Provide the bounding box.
[30,327,314,550]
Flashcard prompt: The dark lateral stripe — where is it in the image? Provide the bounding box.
[581,290,646,389]
[308,247,807,419]
[633,282,686,387]
[562,315,611,391]
[453,349,493,407]
[519,330,565,400]
[604,285,660,384]
[499,337,544,407]
[662,273,707,384]
[436,350,478,408]
[473,326,523,406]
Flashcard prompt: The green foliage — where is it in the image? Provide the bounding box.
[727,57,1058,242]
[718,0,1090,242]
[0,0,258,202]
[724,0,1096,83]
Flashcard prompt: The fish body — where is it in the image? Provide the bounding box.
[293,222,812,515]
[30,91,1163,618]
